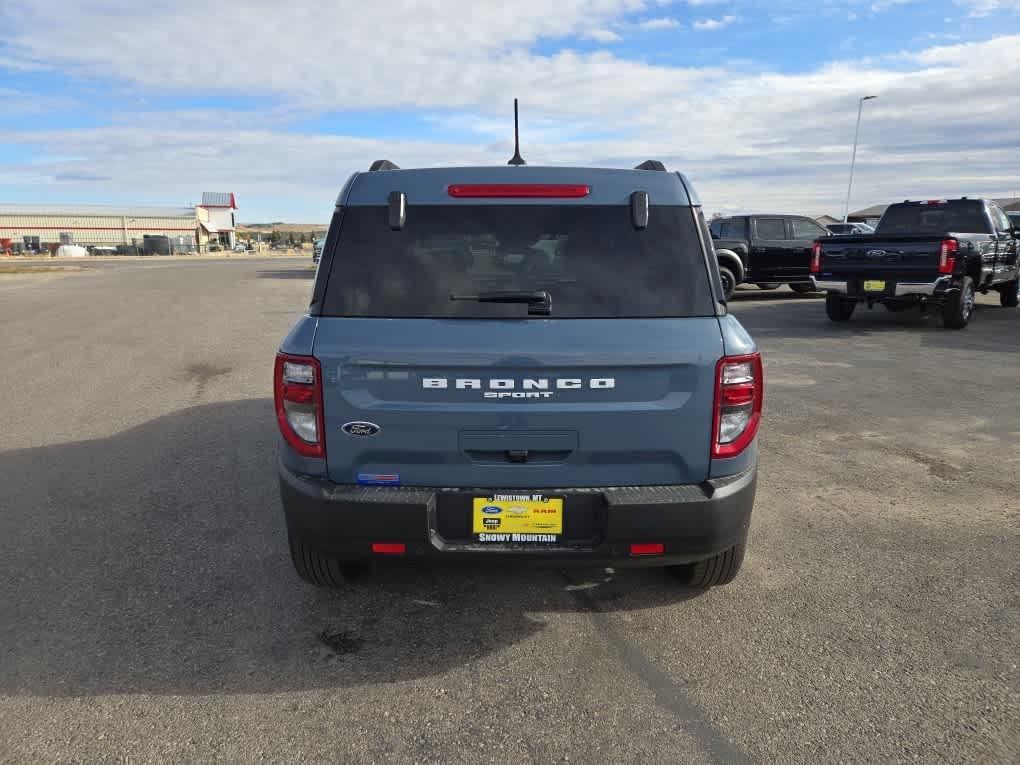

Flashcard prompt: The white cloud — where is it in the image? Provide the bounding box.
[955,0,1020,15]
[693,14,739,29]
[584,28,623,41]
[637,17,681,29]
[0,2,1019,219]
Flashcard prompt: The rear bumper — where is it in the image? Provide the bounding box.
[817,276,953,298]
[279,462,756,567]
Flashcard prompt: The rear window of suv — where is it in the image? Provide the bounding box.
[320,204,715,318]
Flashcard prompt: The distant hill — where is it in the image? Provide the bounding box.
[237,223,327,234]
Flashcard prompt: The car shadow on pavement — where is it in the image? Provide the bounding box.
[729,289,823,302]
[0,399,702,698]
[255,268,315,279]
[736,297,1020,353]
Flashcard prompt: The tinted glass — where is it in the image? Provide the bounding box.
[989,205,1011,233]
[1009,212,1020,228]
[877,201,992,234]
[321,205,715,318]
[755,218,787,240]
[719,218,748,239]
[791,219,828,239]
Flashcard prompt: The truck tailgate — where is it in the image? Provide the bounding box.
[819,235,944,278]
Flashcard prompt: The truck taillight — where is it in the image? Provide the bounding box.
[274,353,325,458]
[810,242,823,274]
[938,239,958,275]
[712,353,763,459]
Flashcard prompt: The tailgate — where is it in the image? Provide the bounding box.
[820,236,943,278]
[314,317,724,488]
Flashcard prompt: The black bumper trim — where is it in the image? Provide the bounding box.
[279,463,756,566]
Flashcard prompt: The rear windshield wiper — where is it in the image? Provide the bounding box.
[450,290,552,316]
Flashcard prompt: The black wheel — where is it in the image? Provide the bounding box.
[790,283,816,294]
[288,534,366,588]
[825,293,856,322]
[999,278,1019,308]
[670,544,745,588]
[756,283,780,290]
[718,266,736,300]
[942,277,976,329]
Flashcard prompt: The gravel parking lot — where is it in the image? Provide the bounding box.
[0,258,1016,763]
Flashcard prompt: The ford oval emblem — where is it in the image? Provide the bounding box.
[865,249,887,258]
[481,505,502,515]
[342,421,381,437]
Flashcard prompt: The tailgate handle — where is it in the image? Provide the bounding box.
[460,430,578,464]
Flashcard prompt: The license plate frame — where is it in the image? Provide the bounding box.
[863,279,886,293]
[472,493,563,543]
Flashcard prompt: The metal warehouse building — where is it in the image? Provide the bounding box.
[0,192,237,255]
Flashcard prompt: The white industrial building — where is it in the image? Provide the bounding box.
[0,192,237,254]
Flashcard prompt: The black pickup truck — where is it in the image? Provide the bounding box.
[813,198,1020,329]
[709,214,829,298]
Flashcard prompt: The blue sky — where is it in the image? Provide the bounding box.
[1,0,1018,221]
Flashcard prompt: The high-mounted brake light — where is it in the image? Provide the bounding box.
[712,353,763,459]
[274,352,325,458]
[810,241,823,274]
[938,239,958,275]
[447,184,590,199]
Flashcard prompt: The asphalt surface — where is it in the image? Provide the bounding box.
[1,257,1016,763]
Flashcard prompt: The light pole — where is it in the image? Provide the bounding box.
[843,95,877,223]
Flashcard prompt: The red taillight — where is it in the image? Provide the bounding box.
[274,352,325,458]
[371,542,406,555]
[810,241,823,274]
[447,184,591,199]
[629,542,665,556]
[938,239,958,275]
[712,353,764,459]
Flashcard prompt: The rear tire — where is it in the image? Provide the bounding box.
[756,283,780,290]
[942,277,976,329]
[825,293,856,322]
[671,544,745,588]
[999,278,1019,308]
[718,266,736,300]
[288,534,365,588]
[790,283,816,294]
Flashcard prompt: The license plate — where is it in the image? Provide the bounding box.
[864,280,886,292]
[473,493,563,543]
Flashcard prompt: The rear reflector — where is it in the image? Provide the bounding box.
[371,542,406,555]
[630,543,665,556]
[447,184,590,199]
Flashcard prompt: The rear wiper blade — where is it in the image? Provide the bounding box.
[450,290,552,316]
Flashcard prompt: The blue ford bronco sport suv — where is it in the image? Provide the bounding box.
[275,159,762,588]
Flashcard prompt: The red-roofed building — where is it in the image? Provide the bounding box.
[196,192,238,249]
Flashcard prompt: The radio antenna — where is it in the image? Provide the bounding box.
[507,98,526,166]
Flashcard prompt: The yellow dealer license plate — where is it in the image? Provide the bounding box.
[473,494,563,543]
[864,280,886,292]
